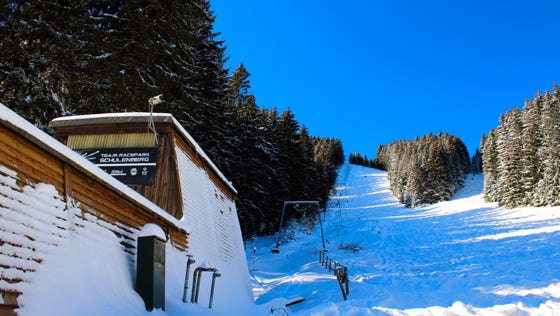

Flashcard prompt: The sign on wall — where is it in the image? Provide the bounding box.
[77,147,158,185]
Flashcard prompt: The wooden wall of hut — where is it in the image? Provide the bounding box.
[53,122,184,220]
[130,133,184,219]
[0,117,187,315]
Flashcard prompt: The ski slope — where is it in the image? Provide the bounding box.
[248,164,560,315]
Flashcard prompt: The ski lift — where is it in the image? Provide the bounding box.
[271,201,326,253]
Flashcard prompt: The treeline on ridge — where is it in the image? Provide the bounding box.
[348,152,385,170]
[0,1,344,238]
[482,84,560,208]
[372,133,471,207]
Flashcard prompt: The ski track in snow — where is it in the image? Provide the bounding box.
[248,164,560,315]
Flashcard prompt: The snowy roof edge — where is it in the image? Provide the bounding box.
[50,112,237,195]
[0,104,186,232]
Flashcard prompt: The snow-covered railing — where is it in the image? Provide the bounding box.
[319,250,350,300]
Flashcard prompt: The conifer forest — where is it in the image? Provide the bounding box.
[370,133,471,207]
[482,85,560,208]
[0,1,344,238]
[2,1,560,237]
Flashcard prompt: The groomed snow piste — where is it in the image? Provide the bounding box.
[248,164,560,315]
[12,161,560,315]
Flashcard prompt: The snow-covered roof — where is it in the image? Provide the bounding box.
[49,112,237,195]
[0,104,186,232]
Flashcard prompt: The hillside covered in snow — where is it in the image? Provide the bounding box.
[248,164,560,315]
[6,152,560,315]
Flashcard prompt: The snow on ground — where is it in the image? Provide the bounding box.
[248,164,560,315]
[12,161,560,315]
[13,186,262,316]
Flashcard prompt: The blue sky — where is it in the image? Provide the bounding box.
[211,1,560,159]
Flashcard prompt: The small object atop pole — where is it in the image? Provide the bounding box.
[148,94,164,145]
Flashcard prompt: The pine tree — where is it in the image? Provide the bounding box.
[404,149,423,206]
[276,108,303,200]
[426,138,450,202]
[536,89,560,205]
[471,149,483,174]
[496,108,524,207]
[298,125,322,201]
[482,129,499,202]
[379,133,469,207]
[0,0,230,133]
[226,63,251,110]
[372,145,389,170]
[0,1,79,129]
[520,95,543,204]
[481,83,560,208]
[313,137,344,188]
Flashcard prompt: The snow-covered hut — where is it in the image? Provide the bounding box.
[0,104,186,314]
[0,106,252,315]
[50,113,252,310]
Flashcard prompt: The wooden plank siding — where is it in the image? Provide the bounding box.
[53,123,184,220]
[50,114,237,201]
[0,118,188,314]
[0,125,65,192]
[130,133,184,219]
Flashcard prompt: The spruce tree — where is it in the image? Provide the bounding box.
[226,63,251,110]
[404,150,423,206]
[378,133,470,207]
[496,109,524,207]
[482,129,499,202]
[276,108,303,200]
[0,0,230,132]
[480,83,560,207]
[373,145,389,170]
[471,149,483,174]
[520,95,543,204]
[426,139,448,202]
[536,90,560,205]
